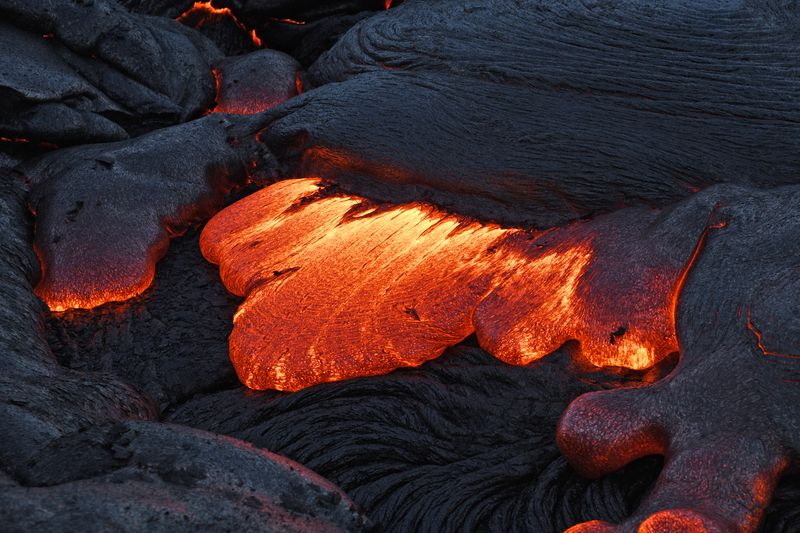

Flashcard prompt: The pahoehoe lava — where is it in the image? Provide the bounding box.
[2,0,800,531]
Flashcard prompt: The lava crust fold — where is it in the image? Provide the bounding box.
[23,114,259,311]
[201,178,723,391]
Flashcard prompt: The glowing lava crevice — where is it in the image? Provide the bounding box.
[747,308,800,359]
[201,178,710,391]
[176,1,263,48]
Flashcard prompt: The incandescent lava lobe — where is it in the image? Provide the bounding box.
[201,178,725,391]
[558,186,800,532]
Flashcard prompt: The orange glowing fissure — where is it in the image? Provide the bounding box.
[177,1,262,47]
[747,308,800,359]
[200,178,703,392]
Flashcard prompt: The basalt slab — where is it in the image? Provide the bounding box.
[2,421,371,532]
[213,49,302,114]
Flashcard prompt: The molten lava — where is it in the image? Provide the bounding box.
[747,308,800,359]
[33,236,165,312]
[202,178,709,391]
[176,1,262,48]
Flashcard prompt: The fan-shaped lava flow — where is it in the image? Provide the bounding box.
[201,178,710,391]
[475,204,710,370]
[201,178,513,391]
[33,234,167,313]
[27,114,252,312]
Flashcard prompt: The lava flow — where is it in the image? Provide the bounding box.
[177,1,262,48]
[201,178,711,391]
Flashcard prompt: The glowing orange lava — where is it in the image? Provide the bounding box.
[177,1,262,48]
[201,179,512,390]
[202,178,707,391]
[747,308,800,359]
[33,236,166,312]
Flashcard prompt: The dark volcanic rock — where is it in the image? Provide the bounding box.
[0,0,221,143]
[168,345,658,531]
[118,0,196,18]
[221,0,390,23]
[559,185,800,531]
[0,174,367,531]
[258,12,376,67]
[215,49,301,114]
[46,229,242,410]
[2,420,371,532]
[21,114,268,312]
[175,0,264,56]
[0,173,155,479]
[254,0,800,227]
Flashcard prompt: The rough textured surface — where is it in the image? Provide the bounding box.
[166,343,800,532]
[1,420,371,533]
[175,0,264,56]
[214,49,301,114]
[168,344,657,532]
[0,173,155,479]
[559,185,800,531]
[0,173,371,531]
[218,0,391,24]
[2,0,800,530]
[46,229,241,411]
[119,0,195,17]
[0,0,220,144]
[22,114,264,311]
[257,11,377,67]
[257,0,800,227]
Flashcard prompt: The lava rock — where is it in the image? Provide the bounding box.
[2,420,372,532]
[46,229,242,410]
[214,49,301,114]
[0,174,155,480]
[0,0,222,143]
[220,0,391,24]
[168,345,660,531]
[175,0,264,56]
[118,0,195,18]
[254,0,800,227]
[22,114,266,311]
[558,185,800,531]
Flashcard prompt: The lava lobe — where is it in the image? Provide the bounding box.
[200,177,718,392]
